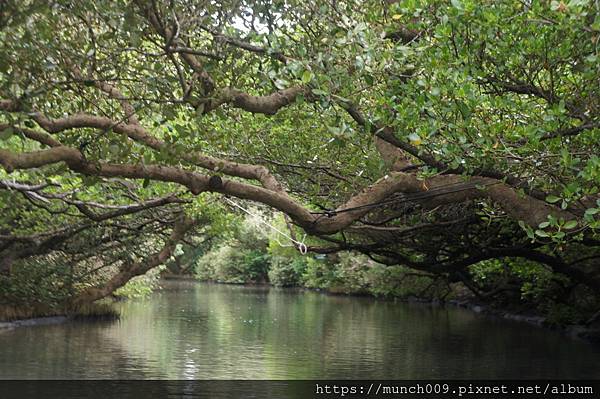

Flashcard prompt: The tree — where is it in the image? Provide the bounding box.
[0,0,598,304]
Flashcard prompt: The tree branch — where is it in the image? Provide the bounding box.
[71,214,197,304]
[0,146,578,234]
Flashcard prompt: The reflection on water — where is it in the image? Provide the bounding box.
[1,281,599,379]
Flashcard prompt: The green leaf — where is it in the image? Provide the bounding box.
[456,101,471,120]
[173,244,184,257]
[538,221,550,228]
[274,79,289,89]
[451,0,464,9]
[584,208,599,216]
[535,229,549,237]
[591,15,600,30]
[519,220,535,239]
[562,220,578,230]
[301,70,313,84]
[545,195,561,203]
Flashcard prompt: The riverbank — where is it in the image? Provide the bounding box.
[444,298,600,344]
[0,303,120,328]
[0,316,68,330]
[4,277,599,344]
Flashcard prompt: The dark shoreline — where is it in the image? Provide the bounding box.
[0,316,69,330]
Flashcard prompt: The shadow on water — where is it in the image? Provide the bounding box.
[1,280,599,380]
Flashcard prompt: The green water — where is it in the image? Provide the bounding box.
[1,281,598,379]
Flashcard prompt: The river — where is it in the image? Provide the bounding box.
[1,280,599,380]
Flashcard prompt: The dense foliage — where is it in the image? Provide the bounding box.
[191,212,597,324]
[0,0,598,322]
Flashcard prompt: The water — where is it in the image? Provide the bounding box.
[1,281,599,379]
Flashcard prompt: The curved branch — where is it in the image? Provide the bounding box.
[0,146,578,235]
[0,123,61,147]
[340,101,548,199]
[72,214,196,304]
[200,26,290,64]
[69,65,140,125]
[1,105,284,192]
[135,0,215,94]
[203,86,307,115]
[69,195,188,222]
[536,122,599,142]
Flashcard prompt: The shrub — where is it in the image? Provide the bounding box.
[195,247,219,281]
[268,256,307,287]
[195,245,269,284]
[113,265,166,299]
[0,256,73,309]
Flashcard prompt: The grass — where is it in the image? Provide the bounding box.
[0,302,120,322]
[69,302,120,321]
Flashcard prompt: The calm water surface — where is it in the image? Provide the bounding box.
[1,281,599,379]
